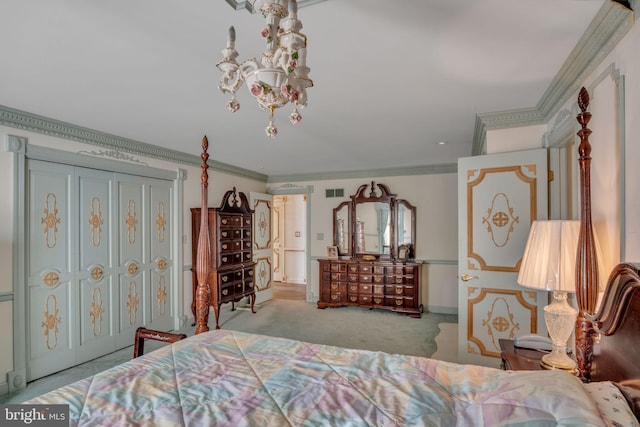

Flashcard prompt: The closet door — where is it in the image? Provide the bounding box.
[77,169,116,362]
[26,161,75,380]
[115,176,146,348]
[147,178,173,331]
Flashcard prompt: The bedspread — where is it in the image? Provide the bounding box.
[27,330,608,426]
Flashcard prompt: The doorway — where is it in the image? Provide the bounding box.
[272,194,308,299]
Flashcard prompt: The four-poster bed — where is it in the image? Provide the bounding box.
[24,89,640,425]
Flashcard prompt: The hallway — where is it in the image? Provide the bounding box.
[272,282,306,301]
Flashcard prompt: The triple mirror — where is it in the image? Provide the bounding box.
[333,182,416,259]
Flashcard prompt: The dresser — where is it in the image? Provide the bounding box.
[191,188,256,329]
[317,258,422,317]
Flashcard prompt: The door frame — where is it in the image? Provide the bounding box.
[267,184,314,301]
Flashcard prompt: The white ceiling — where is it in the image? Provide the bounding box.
[1,0,606,177]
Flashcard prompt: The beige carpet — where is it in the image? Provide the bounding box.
[431,322,458,362]
[186,299,458,359]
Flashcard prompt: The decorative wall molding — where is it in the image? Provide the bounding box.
[543,108,576,148]
[267,163,457,184]
[4,135,25,152]
[472,1,634,155]
[77,149,149,166]
[0,104,268,182]
[26,144,177,181]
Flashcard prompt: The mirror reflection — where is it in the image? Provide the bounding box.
[334,202,350,255]
[332,181,415,260]
[355,202,390,254]
[397,201,412,246]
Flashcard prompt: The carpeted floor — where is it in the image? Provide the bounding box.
[211,299,457,357]
[1,298,457,403]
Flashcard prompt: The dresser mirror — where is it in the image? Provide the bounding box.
[333,201,351,256]
[397,199,416,258]
[332,181,416,260]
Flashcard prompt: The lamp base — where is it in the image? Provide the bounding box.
[540,357,577,374]
[541,291,578,372]
[540,356,577,374]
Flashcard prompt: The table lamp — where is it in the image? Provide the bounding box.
[517,220,580,371]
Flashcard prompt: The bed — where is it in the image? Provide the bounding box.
[25,88,640,426]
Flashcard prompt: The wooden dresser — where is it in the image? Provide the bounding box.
[190,188,256,329]
[317,258,423,317]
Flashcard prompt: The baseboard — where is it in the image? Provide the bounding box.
[426,306,458,316]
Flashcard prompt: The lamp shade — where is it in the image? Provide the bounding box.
[517,220,580,293]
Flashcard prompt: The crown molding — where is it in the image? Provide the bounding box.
[267,163,457,184]
[0,104,268,182]
[472,1,634,156]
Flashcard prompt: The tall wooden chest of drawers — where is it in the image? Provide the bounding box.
[191,188,256,329]
[317,259,422,317]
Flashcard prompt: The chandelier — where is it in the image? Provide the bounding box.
[217,0,313,138]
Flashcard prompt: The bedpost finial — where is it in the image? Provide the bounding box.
[201,135,210,188]
[202,135,209,152]
[578,87,590,113]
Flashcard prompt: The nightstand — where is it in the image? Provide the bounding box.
[499,339,545,371]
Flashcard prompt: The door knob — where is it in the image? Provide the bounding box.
[460,273,478,282]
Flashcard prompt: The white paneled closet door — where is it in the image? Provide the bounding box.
[27,161,75,380]
[147,177,173,332]
[25,158,175,381]
[77,169,116,363]
[115,176,146,349]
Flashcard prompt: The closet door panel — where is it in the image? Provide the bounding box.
[116,178,145,347]
[27,160,75,380]
[77,170,115,362]
[147,179,173,330]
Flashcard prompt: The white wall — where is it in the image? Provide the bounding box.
[486,124,547,154]
[268,172,459,314]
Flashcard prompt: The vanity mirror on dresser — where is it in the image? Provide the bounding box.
[318,182,422,317]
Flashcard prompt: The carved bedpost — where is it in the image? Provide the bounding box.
[575,88,602,381]
[195,136,211,334]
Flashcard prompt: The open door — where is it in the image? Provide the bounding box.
[458,149,548,367]
[250,192,273,304]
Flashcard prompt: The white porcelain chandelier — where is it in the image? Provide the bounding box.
[217,0,313,138]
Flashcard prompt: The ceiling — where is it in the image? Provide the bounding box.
[1,0,606,178]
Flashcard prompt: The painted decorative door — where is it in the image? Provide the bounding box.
[458,149,548,367]
[26,161,175,380]
[115,176,145,348]
[250,192,273,304]
[146,178,173,332]
[272,195,283,283]
[77,169,115,362]
[27,160,75,380]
